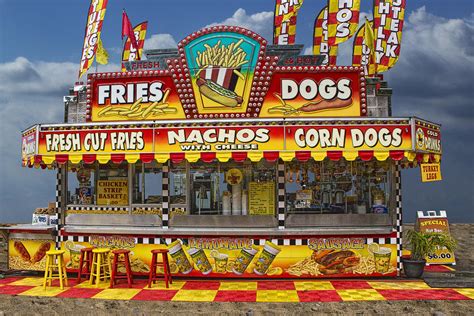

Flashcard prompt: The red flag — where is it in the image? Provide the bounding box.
[122,10,139,58]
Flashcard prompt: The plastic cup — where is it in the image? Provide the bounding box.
[254,241,281,275]
[373,247,392,273]
[168,240,193,274]
[188,248,212,274]
[232,247,258,275]
[213,253,229,273]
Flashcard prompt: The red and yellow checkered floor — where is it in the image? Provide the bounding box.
[0,277,472,302]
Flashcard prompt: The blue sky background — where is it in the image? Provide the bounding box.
[0,0,473,223]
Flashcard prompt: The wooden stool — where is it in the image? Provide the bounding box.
[77,247,95,283]
[148,249,172,288]
[89,248,111,287]
[110,249,133,288]
[43,249,68,290]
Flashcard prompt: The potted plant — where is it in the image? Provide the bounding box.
[402,230,457,278]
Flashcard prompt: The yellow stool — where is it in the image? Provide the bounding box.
[89,248,112,287]
[43,249,68,290]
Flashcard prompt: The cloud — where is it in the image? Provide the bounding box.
[206,8,274,41]
[144,34,178,50]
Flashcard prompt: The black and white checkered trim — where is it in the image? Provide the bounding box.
[60,235,399,248]
[66,206,129,211]
[277,161,285,229]
[395,163,403,276]
[162,164,169,229]
[54,167,63,250]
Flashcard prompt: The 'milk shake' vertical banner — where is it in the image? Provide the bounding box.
[79,0,109,78]
[273,0,304,45]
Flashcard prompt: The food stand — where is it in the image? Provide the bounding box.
[12,26,442,278]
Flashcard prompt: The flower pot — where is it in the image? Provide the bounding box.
[402,258,426,278]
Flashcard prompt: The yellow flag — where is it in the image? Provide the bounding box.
[96,37,109,65]
[364,18,375,56]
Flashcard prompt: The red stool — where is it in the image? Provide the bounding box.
[110,249,133,288]
[148,249,172,288]
[77,247,95,283]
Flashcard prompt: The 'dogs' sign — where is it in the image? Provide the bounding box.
[87,27,366,122]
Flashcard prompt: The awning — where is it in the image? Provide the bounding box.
[24,150,441,168]
[21,117,442,168]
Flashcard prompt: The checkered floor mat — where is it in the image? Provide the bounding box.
[0,277,471,302]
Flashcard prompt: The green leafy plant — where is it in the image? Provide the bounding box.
[406,230,457,261]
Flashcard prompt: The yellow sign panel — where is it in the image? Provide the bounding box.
[225,168,243,185]
[248,181,275,215]
[97,179,129,205]
[417,216,455,265]
[420,163,442,182]
[9,239,54,271]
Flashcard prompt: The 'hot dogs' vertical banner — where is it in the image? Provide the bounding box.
[121,22,148,72]
[353,20,376,76]
[327,0,361,46]
[373,0,406,72]
[273,0,304,45]
[79,0,109,78]
[313,6,338,66]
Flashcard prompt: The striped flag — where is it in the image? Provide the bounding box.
[352,20,376,76]
[273,0,304,45]
[313,6,338,66]
[121,22,148,72]
[327,0,361,46]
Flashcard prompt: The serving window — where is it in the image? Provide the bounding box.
[132,161,163,205]
[169,160,278,228]
[285,159,395,227]
[67,163,96,205]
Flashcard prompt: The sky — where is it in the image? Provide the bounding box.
[0,0,473,223]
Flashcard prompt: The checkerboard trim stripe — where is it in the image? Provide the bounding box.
[278,161,285,229]
[162,164,169,229]
[395,163,403,276]
[66,206,129,211]
[54,166,63,250]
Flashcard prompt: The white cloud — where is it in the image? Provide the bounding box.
[206,8,274,41]
[144,34,178,50]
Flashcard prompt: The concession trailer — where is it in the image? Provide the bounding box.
[10,26,442,278]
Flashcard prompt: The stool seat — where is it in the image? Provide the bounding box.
[148,249,172,288]
[93,248,111,254]
[112,249,131,255]
[81,247,95,253]
[110,249,133,288]
[47,249,65,255]
[43,249,68,290]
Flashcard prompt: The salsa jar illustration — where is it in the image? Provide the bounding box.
[188,248,212,274]
[254,241,281,275]
[168,240,193,274]
[232,247,258,275]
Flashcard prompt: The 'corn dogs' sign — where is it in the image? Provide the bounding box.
[87,26,365,122]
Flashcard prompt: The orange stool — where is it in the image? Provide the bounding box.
[110,249,133,288]
[148,249,172,288]
[77,247,95,283]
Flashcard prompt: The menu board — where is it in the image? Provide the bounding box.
[248,182,275,215]
[97,179,129,205]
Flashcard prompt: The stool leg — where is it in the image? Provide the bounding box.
[110,254,117,288]
[124,253,133,287]
[165,254,172,285]
[162,254,169,289]
[89,253,96,285]
[58,255,64,290]
[43,255,50,290]
[106,253,112,280]
[62,255,68,287]
[148,254,156,288]
[77,251,84,283]
[95,253,101,287]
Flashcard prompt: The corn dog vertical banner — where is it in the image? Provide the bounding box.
[352,20,376,76]
[327,0,361,46]
[121,22,148,72]
[273,0,304,45]
[373,0,406,72]
[313,6,338,66]
[78,0,109,78]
